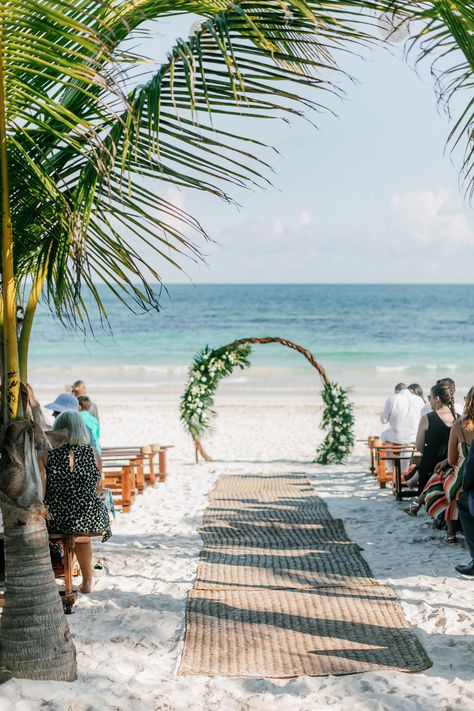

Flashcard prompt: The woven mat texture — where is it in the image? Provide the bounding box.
[195,543,376,590]
[179,587,432,677]
[199,518,350,548]
[203,505,332,523]
[179,473,432,677]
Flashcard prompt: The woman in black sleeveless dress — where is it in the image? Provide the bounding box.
[415,382,456,494]
[39,411,111,593]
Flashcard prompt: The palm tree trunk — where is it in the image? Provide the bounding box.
[0,23,19,421]
[0,23,77,681]
[0,421,77,680]
[0,523,76,681]
[19,268,46,384]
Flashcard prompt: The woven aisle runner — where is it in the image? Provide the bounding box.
[179,473,431,677]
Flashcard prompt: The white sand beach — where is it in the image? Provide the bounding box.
[1,389,474,710]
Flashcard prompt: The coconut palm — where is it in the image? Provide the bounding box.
[383,1,473,200]
[0,0,471,682]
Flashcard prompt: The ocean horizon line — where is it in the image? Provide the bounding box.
[139,282,474,287]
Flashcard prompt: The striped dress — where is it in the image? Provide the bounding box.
[422,440,467,522]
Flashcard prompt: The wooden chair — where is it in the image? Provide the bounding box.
[50,532,104,614]
[0,532,104,615]
[102,451,145,494]
[375,444,418,500]
[373,442,416,490]
[102,460,135,512]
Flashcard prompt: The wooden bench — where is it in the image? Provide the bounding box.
[99,443,173,513]
[101,459,136,513]
[377,449,419,501]
[102,444,172,485]
[0,532,103,615]
[366,438,416,489]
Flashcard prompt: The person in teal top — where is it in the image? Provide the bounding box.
[78,396,101,454]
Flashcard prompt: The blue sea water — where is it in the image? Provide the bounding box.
[30,284,474,395]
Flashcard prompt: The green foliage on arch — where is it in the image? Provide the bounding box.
[180,342,354,464]
[315,382,355,465]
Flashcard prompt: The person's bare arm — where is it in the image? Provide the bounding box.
[447,422,461,467]
[380,397,392,424]
[93,450,103,491]
[415,415,429,453]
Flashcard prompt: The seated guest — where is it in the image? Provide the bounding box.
[45,392,79,418]
[420,377,462,417]
[408,383,425,403]
[72,380,100,423]
[37,411,111,593]
[78,395,101,453]
[456,437,474,577]
[407,386,474,543]
[45,392,96,450]
[380,383,424,445]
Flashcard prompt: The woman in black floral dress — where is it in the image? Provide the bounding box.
[38,410,111,593]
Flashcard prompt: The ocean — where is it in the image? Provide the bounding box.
[30,284,474,398]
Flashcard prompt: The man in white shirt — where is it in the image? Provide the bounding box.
[380,383,424,445]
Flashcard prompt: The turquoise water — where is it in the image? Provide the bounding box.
[30,284,474,394]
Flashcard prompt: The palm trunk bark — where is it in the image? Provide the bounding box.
[0,523,76,681]
[0,422,77,680]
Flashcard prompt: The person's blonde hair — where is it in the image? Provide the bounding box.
[53,411,90,446]
[71,380,86,396]
[463,386,474,423]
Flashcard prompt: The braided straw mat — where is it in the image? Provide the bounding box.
[179,474,432,677]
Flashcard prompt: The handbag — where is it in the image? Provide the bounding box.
[99,487,116,519]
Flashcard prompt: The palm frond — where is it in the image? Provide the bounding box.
[370,1,473,200]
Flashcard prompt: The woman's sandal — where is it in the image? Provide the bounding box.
[404,501,420,517]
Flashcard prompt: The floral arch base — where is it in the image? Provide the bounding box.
[180,337,354,465]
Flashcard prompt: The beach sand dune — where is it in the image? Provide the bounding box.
[2,393,474,710]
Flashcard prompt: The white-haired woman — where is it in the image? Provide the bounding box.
[38,411,111,593]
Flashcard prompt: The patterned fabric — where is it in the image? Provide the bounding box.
[422,442,468,522]
[45,444,111,542]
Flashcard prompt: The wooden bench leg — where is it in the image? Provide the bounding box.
[61,535,77,614]
[134,457,145,494]
[121,466,132,512]
[394,459,403,501]
[377,454,387,488]
[158,450,167,482]
[147,453,156,486]
[369,446,376,476]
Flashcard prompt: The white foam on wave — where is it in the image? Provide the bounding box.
[121,364,188,374]
[375,365,409,373]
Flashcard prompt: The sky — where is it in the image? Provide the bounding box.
[132,13,474,285]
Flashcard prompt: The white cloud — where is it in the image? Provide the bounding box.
[391,188,474,247]
[298,210,313,227]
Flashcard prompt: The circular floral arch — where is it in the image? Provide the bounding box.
[180,337,354,465]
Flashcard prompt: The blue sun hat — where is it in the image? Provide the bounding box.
[45,392,79,413]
